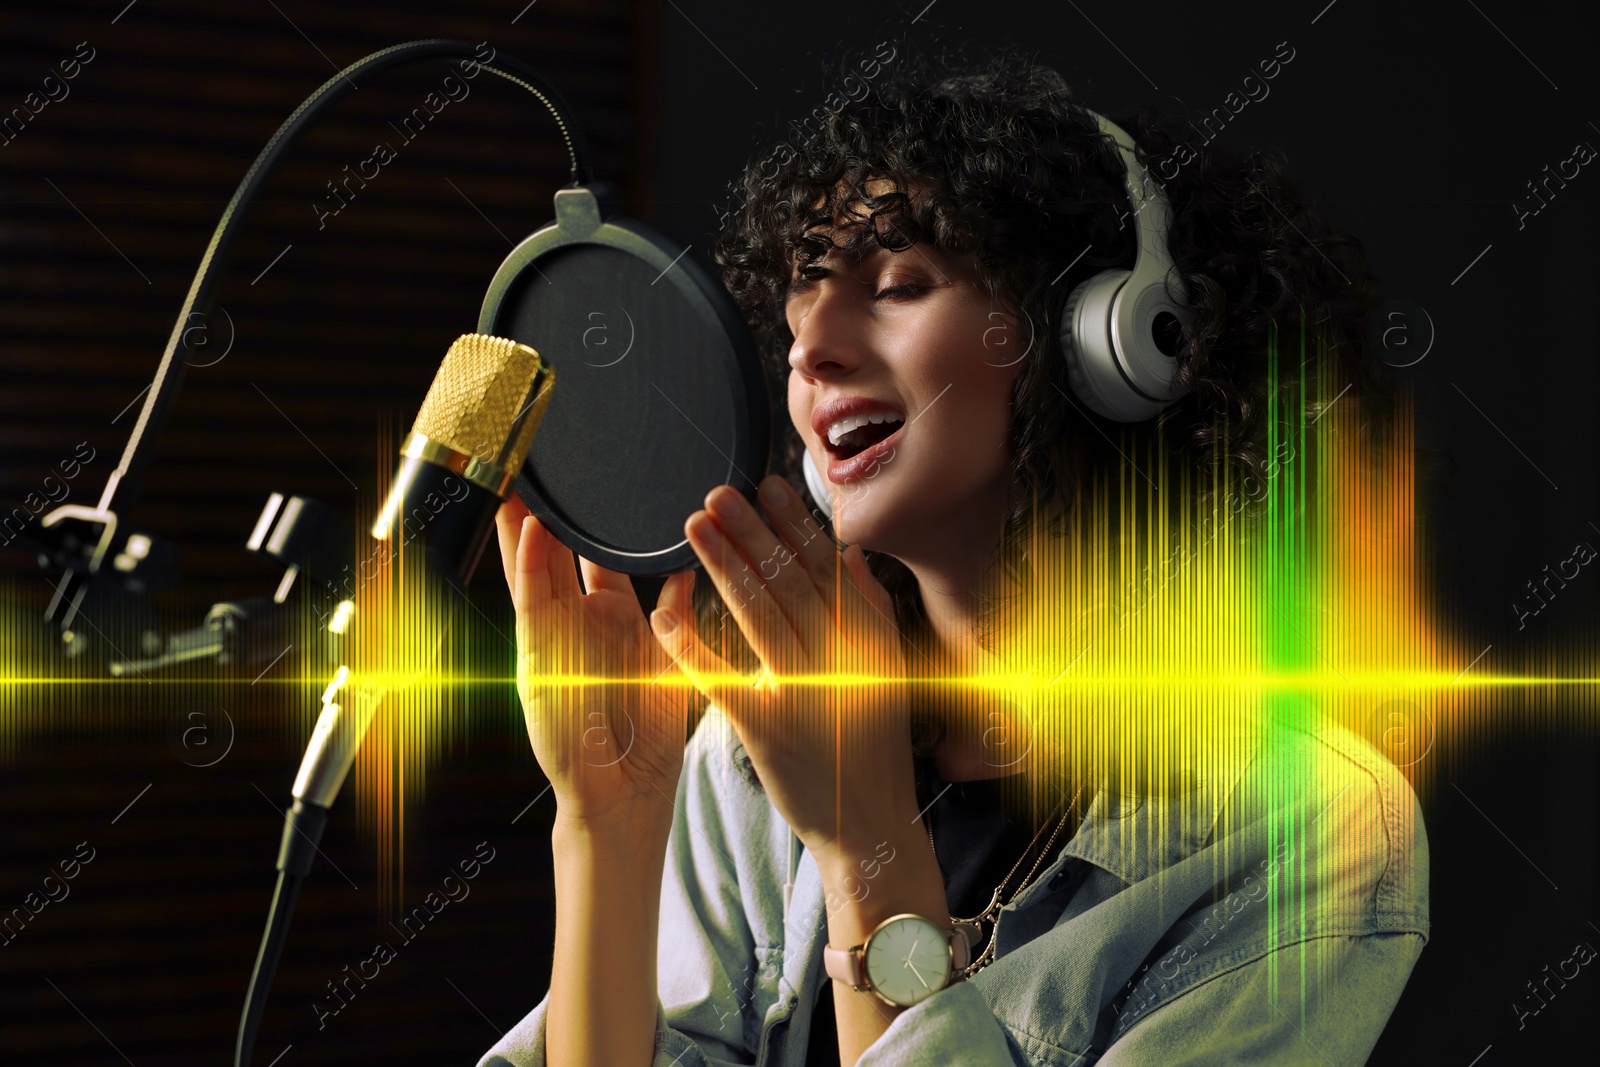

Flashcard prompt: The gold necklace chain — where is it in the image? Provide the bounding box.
[925,782,1084,977]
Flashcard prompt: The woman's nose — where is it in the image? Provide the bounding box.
[787,294,864,382]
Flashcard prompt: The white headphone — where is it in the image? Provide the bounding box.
[801,110,1191,521]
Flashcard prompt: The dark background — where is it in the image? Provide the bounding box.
[2,0,1597,1064]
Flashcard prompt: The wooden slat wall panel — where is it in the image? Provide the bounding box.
[0,2,655,1063]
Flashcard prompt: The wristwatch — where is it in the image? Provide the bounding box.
[823,913,971,1007]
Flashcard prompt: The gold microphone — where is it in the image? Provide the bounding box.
[293,332,553,809]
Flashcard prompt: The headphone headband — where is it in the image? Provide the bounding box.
[1056,110,1192,422]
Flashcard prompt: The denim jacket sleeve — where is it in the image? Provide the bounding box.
[1097,931,1425,1064]
[476,708,763,1067]
[842,931,1422,1065]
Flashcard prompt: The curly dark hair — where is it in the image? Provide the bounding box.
[693,39,1394,706]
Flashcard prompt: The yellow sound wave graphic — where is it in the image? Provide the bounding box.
[3,335,1596,921]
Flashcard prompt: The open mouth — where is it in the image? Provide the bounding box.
[824,412,905,461]
[823,412,906,484]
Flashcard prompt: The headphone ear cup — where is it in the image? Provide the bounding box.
[801,447,832,521]
[1060,267,1178,423]
[1060,269,1131,421]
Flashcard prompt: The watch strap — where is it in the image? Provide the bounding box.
[950,922,972,971]
[823,941,864,988]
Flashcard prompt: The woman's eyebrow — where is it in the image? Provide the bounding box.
[786,269,824,297]
[786,246,894,295]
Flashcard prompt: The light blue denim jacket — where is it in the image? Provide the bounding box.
[479,703,1428,1066]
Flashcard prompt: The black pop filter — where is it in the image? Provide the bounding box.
[478,183,771,576]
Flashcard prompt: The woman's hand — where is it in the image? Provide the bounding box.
[647,474,919,870]
[495,496,695,837]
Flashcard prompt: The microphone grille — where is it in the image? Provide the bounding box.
[412,333,552,467]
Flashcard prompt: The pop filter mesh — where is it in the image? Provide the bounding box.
[494,243,745,559]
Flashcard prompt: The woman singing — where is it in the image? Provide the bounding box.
[481,44,1427,1067]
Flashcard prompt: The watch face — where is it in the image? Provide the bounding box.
[863,915,951,1006]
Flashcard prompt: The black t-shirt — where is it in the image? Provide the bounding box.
[804,760,1072,1066]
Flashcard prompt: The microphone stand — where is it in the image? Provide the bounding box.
[103,492,352,678]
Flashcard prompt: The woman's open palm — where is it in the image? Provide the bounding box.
[648,476,917,864]
[495,496,693,830]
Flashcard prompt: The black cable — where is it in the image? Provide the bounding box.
[98,38,593,528]
[235,798,329,1067]
[234,870,305,1067]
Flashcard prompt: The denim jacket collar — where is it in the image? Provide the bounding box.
[1021,711,1266,901]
